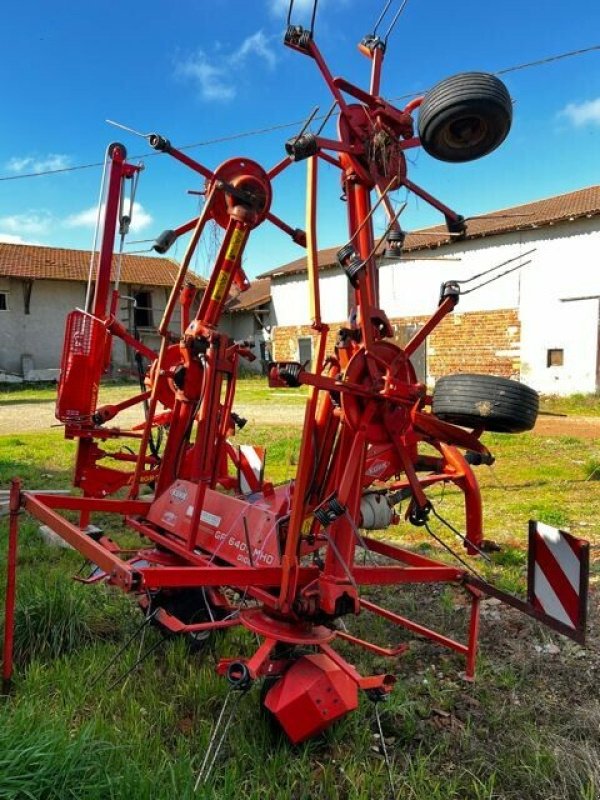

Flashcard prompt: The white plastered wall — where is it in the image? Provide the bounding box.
[271,216,600,395]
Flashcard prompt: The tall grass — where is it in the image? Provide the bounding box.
[5,575,129,665]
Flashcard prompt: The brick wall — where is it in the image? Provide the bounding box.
[427,308,520,380]
[272,324,339,363]
[272,309,520,381]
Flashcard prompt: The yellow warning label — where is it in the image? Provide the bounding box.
[211,270,230,302]
[225,227,246,262]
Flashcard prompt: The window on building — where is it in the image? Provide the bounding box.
[0,292,8,311]
[547,349,564,367]
[298,336,313,366]
[134,291,153,328]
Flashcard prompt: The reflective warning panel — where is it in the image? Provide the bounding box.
[527,521,589,643]
[238,445,266,496]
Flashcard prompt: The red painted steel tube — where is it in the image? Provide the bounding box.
[23,494,132,580]
[465,594,481,679]
[404,295,457,356]
[267,156,292,180]
[105,318,157,361]
[93,390,151,424]
[335,630,408,658]
[266,211,306,245]
[318,151,342,169]
[180,283,197,334]
[307,40,353,119]
[360,598,469,655]
[245,638,277,678]
[30,493,150,515]
[163,145,215,182]
[2,479,21,691]
[139,566,318,589]
[439,443,483,553]
[352,565,463,585]
[400,177,463,224]
[154,608,240,634]
[403,97,424,115]
[186,338,227,549]
[362,535,463,569]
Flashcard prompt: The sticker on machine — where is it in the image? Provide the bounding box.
[185,505,221,528]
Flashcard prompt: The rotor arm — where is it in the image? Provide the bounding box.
[147,133,215,182]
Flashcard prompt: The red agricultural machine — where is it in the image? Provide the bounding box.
[2,0,589,773]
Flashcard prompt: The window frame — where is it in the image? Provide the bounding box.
[546,348,564,368]
[133,290,154,329]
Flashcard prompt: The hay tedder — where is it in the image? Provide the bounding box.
[2,0,590,758]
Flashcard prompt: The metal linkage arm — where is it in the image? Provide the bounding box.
[147,134,215,182]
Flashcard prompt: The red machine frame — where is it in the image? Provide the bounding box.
[2,10,588,744]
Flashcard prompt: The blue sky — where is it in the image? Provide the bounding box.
[0,0,599,279]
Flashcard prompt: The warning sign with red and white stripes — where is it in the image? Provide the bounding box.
[527,521,589,642]
[237,445,266,495]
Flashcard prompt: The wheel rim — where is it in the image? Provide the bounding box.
[443,114,489,149]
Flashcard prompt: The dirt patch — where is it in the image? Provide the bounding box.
[533,415,600,440]
[1,398,599,438]
[0,399,305,434]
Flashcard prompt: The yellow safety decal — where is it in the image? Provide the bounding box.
[211,270,230,302]
[225,227,246,262]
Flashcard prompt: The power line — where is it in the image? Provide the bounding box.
[0,43,598,184]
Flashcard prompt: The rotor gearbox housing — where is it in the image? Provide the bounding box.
[263,654,358,743]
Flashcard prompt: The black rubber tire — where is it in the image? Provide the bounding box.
[148,588,217,654]
[418,72,512,162]
[432,374,539,433]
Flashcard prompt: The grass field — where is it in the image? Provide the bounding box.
[0,381,598,799]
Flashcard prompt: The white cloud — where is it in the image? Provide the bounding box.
[64,202,153,234]
[0,211,53,235]
[231,31,276,69]
[5,154,72,174]
[0,232,43,245]
[560,98,600,128]
[175,51,236,101]
[175,30,276,102]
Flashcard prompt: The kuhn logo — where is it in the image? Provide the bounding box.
[170,486,188,503]
[365,460,389,477]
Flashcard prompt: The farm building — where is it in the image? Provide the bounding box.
[221,277,273,373]
[260,185,600,396]
[0,243,206,380]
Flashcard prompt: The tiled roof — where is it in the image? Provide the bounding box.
[258,185,600,279]
[225,278,271,313]
[0,243,206,288]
